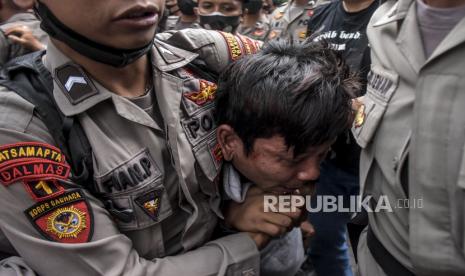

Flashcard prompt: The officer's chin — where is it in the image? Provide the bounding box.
[112,29,157,50]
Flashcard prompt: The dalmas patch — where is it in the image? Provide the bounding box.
[0,159,71,186]
[25,190,93,243]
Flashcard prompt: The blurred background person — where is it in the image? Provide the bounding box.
[0,0,46,67]
[237,0,271,41]
[164,0,199,30]
[195,0,243,33]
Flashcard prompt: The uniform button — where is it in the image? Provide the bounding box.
[393,157,399,171]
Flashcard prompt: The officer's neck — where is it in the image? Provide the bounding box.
[342,0,374,13]
[52,39,150,98]
[180,14,197,23]
[422,0,465,8]
[242,13,261,28]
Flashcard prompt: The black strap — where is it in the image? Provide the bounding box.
[0,51,94,190]
[367,227,415,276]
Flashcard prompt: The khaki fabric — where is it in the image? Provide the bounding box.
[0,12,47,67]
[0,29,260,276]
[354,0,465,275]
[266,0,324,42]
[237,16,271,41]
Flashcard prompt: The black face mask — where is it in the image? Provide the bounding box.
[34,1,155,68]
[177,0,197,16]
[244,0,263,14]
[199,13,241,33]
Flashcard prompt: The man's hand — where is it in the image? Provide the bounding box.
[225,186,303,237]
[5,26,45,51]
[300,221,315,249]
[246,232,271,250]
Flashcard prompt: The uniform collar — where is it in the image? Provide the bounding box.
[372,0,412,27]
[151,38,198,72]
[44,39,198,117]
[43,39,112,117]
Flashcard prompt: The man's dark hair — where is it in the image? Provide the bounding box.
[215,39,359,157]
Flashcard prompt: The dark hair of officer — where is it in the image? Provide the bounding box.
[215,38,359,157]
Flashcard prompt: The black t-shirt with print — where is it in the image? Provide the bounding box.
[307,0,379,175]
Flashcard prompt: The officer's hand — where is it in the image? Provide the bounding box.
[225,186,303,237]
[246,232,271,250]
[5,26,45,51]
[300,221,315,249]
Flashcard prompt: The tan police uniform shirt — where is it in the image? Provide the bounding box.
[266,0,321,42]
[0,12,47,67]
[237,16,271,41]
[0,29,262,276]
[353,0,465,274]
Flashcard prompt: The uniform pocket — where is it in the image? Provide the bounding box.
[94,149,173,231]
[352,65,399,148]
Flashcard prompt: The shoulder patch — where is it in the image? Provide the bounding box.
[218,32,244,61]
[237,35,261,55]
[23,179,65,202]
[25,190,93,243]
[134,188,164,221]
[184,79,217,106]
[0,142,65,168]
[0,159,71,186]
[354,104,366,128]
[54,63,98,105]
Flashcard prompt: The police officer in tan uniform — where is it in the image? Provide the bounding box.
[237,0,270,41]
[266,0,322,42]
[0,0,47,66]
[163,0,199,31]
[0,0,277,275]
[353,0,465,275]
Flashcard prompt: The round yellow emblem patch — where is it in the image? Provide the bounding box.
[46,205,87,239]
[354,104,366,128]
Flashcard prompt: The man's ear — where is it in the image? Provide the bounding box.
[12,0,35,10]
[193,7,199,16]
[216,124,240,161]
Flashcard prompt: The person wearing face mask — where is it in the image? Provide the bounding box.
[158,0,181,31]
[164,0,200,31]
[195,0,243,33]
[236,0,271,41]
